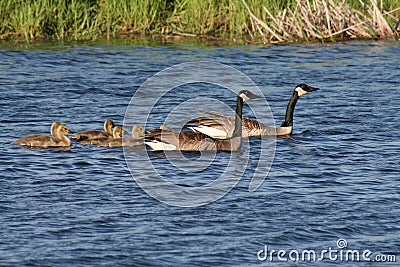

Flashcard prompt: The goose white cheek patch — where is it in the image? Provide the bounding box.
[295,87,308,96]
[239,93,251,102]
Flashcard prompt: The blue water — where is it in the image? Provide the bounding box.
[1,40,399,266]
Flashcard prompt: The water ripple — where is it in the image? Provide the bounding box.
[0,40,399,266]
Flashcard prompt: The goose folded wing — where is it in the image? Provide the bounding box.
[186,117,232,132]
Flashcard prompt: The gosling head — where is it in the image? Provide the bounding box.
[104,119,115,127]
[294,84,319,97]
[104,120,115,134]
[159,124,170,131]
[58,124,71,136]
[112,126,127,138]
[132,125,145,139]
[238,90,262,102]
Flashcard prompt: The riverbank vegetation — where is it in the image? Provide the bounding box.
[0,0,399,43]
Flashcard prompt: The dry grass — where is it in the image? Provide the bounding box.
[243,0,400,43]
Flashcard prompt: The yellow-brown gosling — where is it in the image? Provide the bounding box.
[72,119,115,141]
[13,122,71,148]
[98,125,145,147]
[79,126,126,145]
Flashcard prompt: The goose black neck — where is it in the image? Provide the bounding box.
[232,95,243,138]
[280,91,299,127]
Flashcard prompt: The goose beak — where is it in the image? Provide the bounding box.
[307,85,319,92]
[246,91,264,100]
[252,93,263,99]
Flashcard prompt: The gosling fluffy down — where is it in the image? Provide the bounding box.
[13,122,71,148]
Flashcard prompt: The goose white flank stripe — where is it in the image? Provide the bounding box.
[145,140,177,151]
[187,126,228,139]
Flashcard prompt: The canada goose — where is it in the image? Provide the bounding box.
[79,126,126,145]
[187,84,319,138]
[72,119,115,141]
[98,125,145,147]
[12,122,71,148]
[145,90,261,151]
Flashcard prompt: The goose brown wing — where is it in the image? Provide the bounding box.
[242,117,262,130]
[178,131,210,141]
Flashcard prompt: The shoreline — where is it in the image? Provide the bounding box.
[1,33,399,48]
[0,0,399,44]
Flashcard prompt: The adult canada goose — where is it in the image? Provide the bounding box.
[187,84,319,138]
[79,126,126,145]
[98,125,145,147]
[13,122,71,148]
[72,119,115,141]
[145,90,261,151]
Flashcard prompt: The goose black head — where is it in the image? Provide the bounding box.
[294,84,319,97]
[238,90,262,102]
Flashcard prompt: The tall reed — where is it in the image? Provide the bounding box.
[98,0,168,38]
[0,0,398,42]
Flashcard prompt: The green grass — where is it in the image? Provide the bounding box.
[0,0,398,42]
